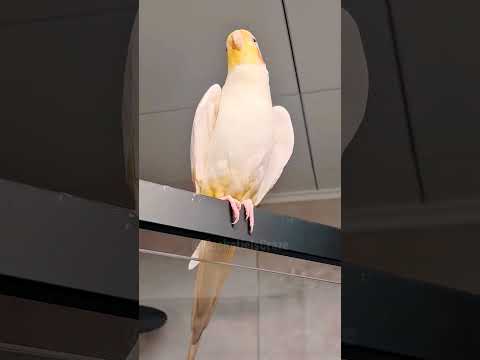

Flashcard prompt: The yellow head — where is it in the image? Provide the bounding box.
[226,29,265,72]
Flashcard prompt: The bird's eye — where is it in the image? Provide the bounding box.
[252,37,257,43]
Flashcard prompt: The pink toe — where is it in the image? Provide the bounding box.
[242,199,255,234]
[232,209,240,224]
[221,196,242,225]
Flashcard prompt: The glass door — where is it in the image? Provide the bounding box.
[139,247,340,360]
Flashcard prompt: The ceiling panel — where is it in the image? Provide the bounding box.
[303,90,341,189]
[140,94,316,194]
[0,12,136,209]
[0,0,136,24]
[140,108,195,191]
[140,0,298,113]
[342,1,421,208]
[271,94,317,192]
[284,0,341,92]
[389,1,480,203]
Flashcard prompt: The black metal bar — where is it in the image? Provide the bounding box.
[342,263,480,359]
[0,343,103,360]
[139,180,341,265]
[342,344,421,360]
[280,0,320,189]
[0,294,137,360]
[0,179,138,302]
[0,273,137,319]
[385,0,426,203]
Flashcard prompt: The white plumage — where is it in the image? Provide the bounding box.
[191,63,293,206]
[186,29,294,360]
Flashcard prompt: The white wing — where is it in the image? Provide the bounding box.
[253,106,294,205]
[190,84,222,192]
[189,84,221,270]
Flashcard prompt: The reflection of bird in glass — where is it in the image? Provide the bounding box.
[187,29,294,360]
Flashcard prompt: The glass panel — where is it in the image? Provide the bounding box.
[259,267,341,359]
[140,229,340,282]
[140,229,258,269]
[139,250,340,359]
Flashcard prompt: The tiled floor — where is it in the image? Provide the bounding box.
[259,271,340,360]
[140,251,258,360]
[139,250,340,359]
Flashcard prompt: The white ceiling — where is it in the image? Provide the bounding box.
[139,0,340,199]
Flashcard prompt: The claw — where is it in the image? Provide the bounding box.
[220,195,242,225]
[242,199,255,234]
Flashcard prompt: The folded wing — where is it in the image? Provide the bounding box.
[189,84,222,270]
[190,84,222,192]
[254,105,294,205]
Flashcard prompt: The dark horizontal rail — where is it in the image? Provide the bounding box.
[0,179,138,358]
[139,180,341,266]
[0,294,137,360]
[0,273,137,319]
[342,263,480,359]
[0,178,138,302]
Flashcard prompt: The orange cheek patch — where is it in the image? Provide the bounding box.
[256,48,264,63]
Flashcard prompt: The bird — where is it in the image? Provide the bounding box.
[187,28,294,360]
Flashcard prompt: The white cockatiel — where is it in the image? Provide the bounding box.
[187,29,294,360]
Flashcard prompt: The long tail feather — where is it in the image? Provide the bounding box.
[187,242,236,360]
[187,338,199,360]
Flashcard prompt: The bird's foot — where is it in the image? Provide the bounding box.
[242,199,255,234]
[220,195,242,224]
